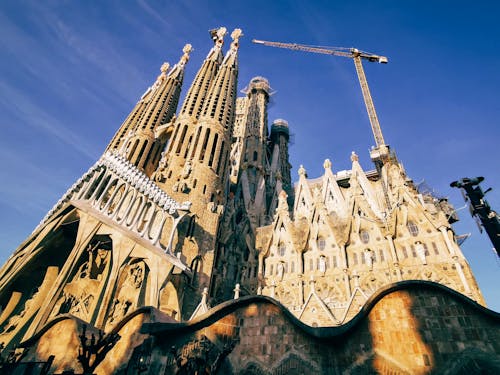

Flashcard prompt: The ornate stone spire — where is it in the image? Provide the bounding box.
[105,45,189,175]
[179,28,226,118]
[200,28,242,127]
[222,28,242,66]
[166,43,192,80]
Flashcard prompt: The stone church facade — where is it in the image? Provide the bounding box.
[0,28,498,374]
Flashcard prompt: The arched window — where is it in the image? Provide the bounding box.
[360,230,370,244]
[278,242,286,257]
[317,237,326,251]
[407,221,419,237]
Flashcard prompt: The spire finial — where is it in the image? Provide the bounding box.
[179,44,193,66]
[277,190,288,211]
[210,27,227,46]
[323,159,332,170]
[230,28,243,50]
[160,62,170,73]
[298,164,307,177]
[351,151,359,162]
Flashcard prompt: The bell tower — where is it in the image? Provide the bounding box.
[106,44,192,176]
[153,28,242,316]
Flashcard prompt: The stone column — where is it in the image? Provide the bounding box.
[439,227,456,256]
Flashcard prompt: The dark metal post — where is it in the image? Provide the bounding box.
[451,177,500,256]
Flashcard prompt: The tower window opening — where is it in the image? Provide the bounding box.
[432,242,439,255]
[253,151,258,161]
[152,142,163,164]
[216,141,225,176]
[424,243,429,255]
[203,185,207,194]
[144,142,157,168]
[199,129,211,162]
[379,249,385,262]
[129,139,140,159]
[167,170,172,179]
[270,264,273,276]
[309,259,313,271]
[402,246,408,258]
[190,127,202,158]
[192,179,197,189]
[360,230,370,244]
[411,245,417,257]
[332,255,337,268]
[176,125,188,154]
[407,221,419,237]
[135,141,148,166]
[278,242,286,257]
[317,237,326,251]
[183,135,193,158]
[291,262,295,273]
[208,133,219,167]
[353,253,358,265]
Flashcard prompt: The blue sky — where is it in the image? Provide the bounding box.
[0,1,499,310]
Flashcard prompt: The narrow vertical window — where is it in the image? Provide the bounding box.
[216,141,225,175]
[360,230,370,244]
[135,141,148,166]
[183,135,193,158]
[432,242,439,255]
[317,237,326,251]
[190,127,202,158]
[199,129,211,162]
[208,133,219,167]
[407,221,419,237]
[176,125,188,154]
[129,139,140,159]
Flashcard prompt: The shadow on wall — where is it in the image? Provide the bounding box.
[140,281,500,374]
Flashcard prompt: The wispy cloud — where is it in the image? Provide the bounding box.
[0,80,99,159]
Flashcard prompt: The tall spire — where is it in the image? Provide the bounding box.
[105,45,191,175]
[179,27,226,118]
[200,28,241,128]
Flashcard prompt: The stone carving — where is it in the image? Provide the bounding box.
[0,289,39,336]
[181,160,192,179]
[168,335,237,375]
[415,241,427,265]
[364,249,373,268]
[53,240,111,321]
[106,260,146,327]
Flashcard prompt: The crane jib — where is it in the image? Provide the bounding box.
[252,38,388,148]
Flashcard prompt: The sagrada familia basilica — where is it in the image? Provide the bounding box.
[0,28,498,374]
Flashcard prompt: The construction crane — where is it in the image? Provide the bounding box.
[252,39,388,149]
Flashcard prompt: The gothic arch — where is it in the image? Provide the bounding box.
[159,281,180,320]
[0,209,80,317]
[105,258,149,329]
[51,234,113,324]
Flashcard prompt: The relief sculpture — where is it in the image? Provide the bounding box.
[52,238,112,322]
[106,260,146,328]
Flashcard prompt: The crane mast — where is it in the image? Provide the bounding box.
[252,39,388,149]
